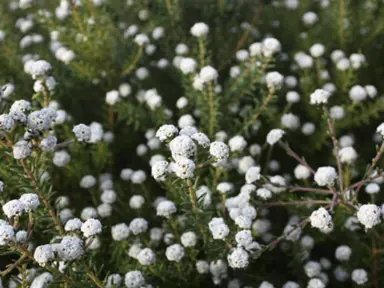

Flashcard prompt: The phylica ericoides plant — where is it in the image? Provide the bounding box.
[0,0,384,287]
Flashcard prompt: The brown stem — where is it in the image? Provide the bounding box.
[279,142,315,174]
[19,160,64,236]
[0,253,28,277]
[326,115,344,192]
[84,265,105,288]
[355,142,384,196]
[348,172,384,191]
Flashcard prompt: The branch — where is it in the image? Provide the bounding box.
[279,142,315,174]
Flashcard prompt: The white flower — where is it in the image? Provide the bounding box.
[175,43,189,55]
[0,114,15,131]
[365,85,377,98]
[196,260,209,274]
[156,200,177,217]
[339,146,357,164]
[256,188,272,200]
[181,231,197,247]
[329,106,345,120]
[262,37,281,57]
[335,245,352,261]
[19,193,40,212]
[34,245,54,266]
[180,58,197,74]
[310,207,332,230]
[294,164,311,180]
[169,135,196,159]
[302,11,318,26]
[209,141,229,162]
[111,223,130,241]
[266,129,285,145]
[314,166,337,186]
[106,274,122,288]
[174,157,195,179]
[199,66,218,83]
[58,236,84,261]
[119,83,131,97]
[351,269,368,285]
[349,85,367,102]
[73,124,91,142]
[309,43,325,58]
[228,135,247,152]
[310,89,331,105]
[190,22,209,37]
[286,91,300,103]
[134,33,149,46]
[3,200,24,218]
[80,175,97,189]
[235,230,253,247]
[40,136,57,152]
[304,261,322,277]
[81,218,102,238]
[129,218,148,235]
[191,132,210,147]
[365,182,380,194]
[281,113,300,130]
[137,248,156,265]
[357,204,381,229]
[53,150,71,167]
[227,248,249,268]
[65,218,83,231]
[129,195,145,210]
[0,223,14,245]
[376,122,384,137]
[105,90,120,106]
[307,278,325,288]
[30,60,52,78]
[166,244,185,262]
[265,71,284,90]
[156,124,178,142]
[124,271,145,288]
[245,166,261,183]
[209,218,229,239]
[13,140,32,159]
[216,182,233,194]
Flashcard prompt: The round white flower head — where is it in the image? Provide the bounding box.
[0,114,15,131]
[81,207,98,221]
[216,182,233,194]
[178,114,195,128]
[209,141,229,162]
[181,231,197,247]
[265,71,284,90]
[338,146,357,164]
[329,106,345,120]
[129,218,148,235]
[111,223,130,241]
[31,60,52,78]
[65,218,83,232]
[262,37,281,57]
[307,278,325,288]
[131,170,147,184]
[281,113,300,130]
[235,230,253,247]
[166,243,185,262]
[134,33,149,46]
[309,43,325,58]
[129,195,145,209]
[314,166,337,186]
[227,247,249,269]
[196,260,209,274]
[335,245,352,261]
[137,248,156,265]
[302,11,318,26]
[365,85,377,98]
[0,223,14,245]
[176,97,189,110]
[98,203,112,218]
[105,90,120,106]
[157,200,177,217]
[282,281,299,288]
[304,261,322,277]
[13,140,32,159]
[365,182,380,195]
[294,164,311,180]
[376,122,384,137]
[3,199,24,218]
[266,129,285,145]
[256,188,272,200]
[191,132,210,148]
[174,157,195,179]
[180,58,197,74]
[40,136,57,152]
[209,217,229,239]
[58,236,84,261]
[125,271,145,288]
[351,269,368,285]
[190,22,209,37]
[199,66,218,83]
[106,274,122,288]
[349,85,367,102]
[169,135,196,159]
[100,189,117,204]
[228,135,247,152]
[235,215,252,229]
[120,168,133,181]
[156,125,178,142]
[53,150,71,167]
[0,181,3,192]
[119,83,131,97]
[236,49,249,61]
[310,89,331,105]
[175,43,189,55]
[357,204,381,229]
[310,207,332,230]
[81,218,102,238]
[259,281,274,288]
[245,166,261,184]
[286,91,300,103]
[73,124,91,142]
[19,193,40,212]
[34,245,54,266]
[80,175,97,189]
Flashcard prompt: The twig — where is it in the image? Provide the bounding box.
[263,200,331,207]
[0,253,28,277]
[83,264,105,288]
[279,142,315,174]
